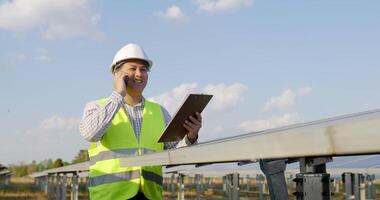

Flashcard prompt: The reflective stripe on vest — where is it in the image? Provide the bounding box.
[89,169,140,187]
[89,148,157,165]
[89,169,163,187]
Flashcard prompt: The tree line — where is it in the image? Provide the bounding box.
[1,149,89,177]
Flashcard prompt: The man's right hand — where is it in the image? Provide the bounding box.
[114,72,128,97]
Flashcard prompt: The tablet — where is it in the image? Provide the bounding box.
[158,94,213,142]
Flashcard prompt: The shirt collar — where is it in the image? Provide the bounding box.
[124,96,145,109]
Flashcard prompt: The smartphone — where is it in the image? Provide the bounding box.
[123,76,129,87]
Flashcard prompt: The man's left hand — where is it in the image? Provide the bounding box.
[183,112,202,144]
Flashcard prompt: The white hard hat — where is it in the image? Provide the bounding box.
[111,43,153,72]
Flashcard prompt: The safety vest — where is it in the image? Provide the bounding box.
[88,98,165,200]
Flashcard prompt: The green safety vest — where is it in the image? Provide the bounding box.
[88,98,165,200]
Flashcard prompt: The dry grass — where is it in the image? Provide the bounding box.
[10,176,34,184]
[0,176,47,200]
[0,191,47,200]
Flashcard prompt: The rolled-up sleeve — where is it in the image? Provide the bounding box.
[79,91,123,142]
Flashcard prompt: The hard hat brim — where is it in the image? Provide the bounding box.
[111,57,153,73]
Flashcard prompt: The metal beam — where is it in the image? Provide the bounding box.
[120,109,380,167]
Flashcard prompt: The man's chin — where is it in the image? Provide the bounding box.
[129,87,145,94]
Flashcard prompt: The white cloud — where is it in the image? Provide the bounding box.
[155,5,188,23]
[239,113,301,132]
[148,83,199,114]
[198,125,226,141]
[6,48,52,64]
[209,126,224,134]
[27,115,80,138]
[202,83,247,111]
[204,125,225,136]
[39,115,79,132]
[8,53,27,61]
[264,89,296,111]
[0,0,103,40]
[33,48,51,62]
[194,0,253,13]
[148,82,247,114]
[1,53,27,68]
[297,86,312,96]
[5,115,86,165]
[263,87,312,111]
[239,86,311,133]
[34,55,51,62]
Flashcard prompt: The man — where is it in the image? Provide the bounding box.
[79,43,202,200]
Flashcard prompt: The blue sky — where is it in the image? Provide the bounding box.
[1,0,380,166]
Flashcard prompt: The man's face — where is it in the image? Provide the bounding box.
[116,59,149,94]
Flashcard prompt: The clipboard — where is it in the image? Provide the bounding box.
[158,94,213,142]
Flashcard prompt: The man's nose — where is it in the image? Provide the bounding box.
[135,69,143,77]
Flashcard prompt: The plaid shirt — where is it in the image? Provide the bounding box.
[79,91,192,149]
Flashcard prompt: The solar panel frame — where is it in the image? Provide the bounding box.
[120,108,380,167]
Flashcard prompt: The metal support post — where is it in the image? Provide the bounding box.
[205,176,207,191]
[342,172,364,200]
[260,159,289,200]
[293,157,332,200]
[177,173,185,200]
[210,177,213,188]
[224,173,240,200]
[41,176,47,195]
[170,174,176,198]
[38,177,42,190]
[256,174,265,200]
[83,176,89,195]
[232,173,240,200]
[205,177,211,190]
[354,173,360,199]
[191,176,195,191]
[224,175,231,199]
[365,174,376,200]
[342,172,354,200]
[358,174,365,200]
[47,175,52,197]
[55,174,60,200]
[196,174,202,200]
[39,178,43,190]
[35,177,39,186]
[44,176,48,195]
[222,176,226,192]
[51,175,56,198]
[71,174,78,200]
[200,174,204,195]
[246,175,250,191]
[61,174,67,200]
[49,174,55,199]
[333,178,340,194]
